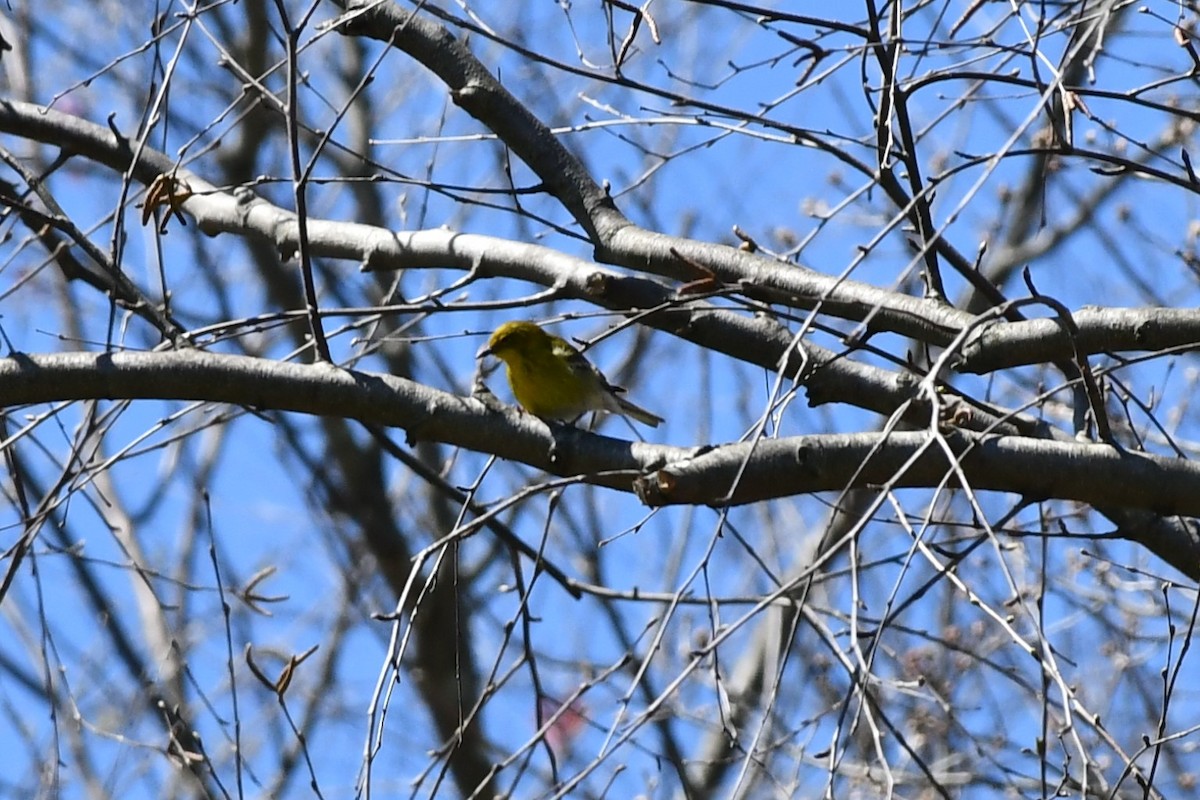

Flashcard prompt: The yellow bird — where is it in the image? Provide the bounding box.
[480,321,663,428]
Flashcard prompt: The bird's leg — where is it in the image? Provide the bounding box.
[546,421,564,464]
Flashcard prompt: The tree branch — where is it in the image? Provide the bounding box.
[2,349,1197,577]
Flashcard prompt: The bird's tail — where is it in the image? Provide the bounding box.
[615,395,664,427]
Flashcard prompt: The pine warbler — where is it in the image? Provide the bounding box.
[480,321,663,427]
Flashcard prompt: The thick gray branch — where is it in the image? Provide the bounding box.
[2,349,1197,578]
[633,431,1200,513]
[955,308,1200,373]
[329,2,974,345]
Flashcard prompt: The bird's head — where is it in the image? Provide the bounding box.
[478,321,552,360]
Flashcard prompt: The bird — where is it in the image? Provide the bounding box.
[479,321,663,428]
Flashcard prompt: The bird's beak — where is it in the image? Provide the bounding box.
[475,342,493,360]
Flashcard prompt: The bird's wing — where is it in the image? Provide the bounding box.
[551,336,614,386]
[550,334,662,426]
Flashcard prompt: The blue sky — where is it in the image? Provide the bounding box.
[3,2,1200,798]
